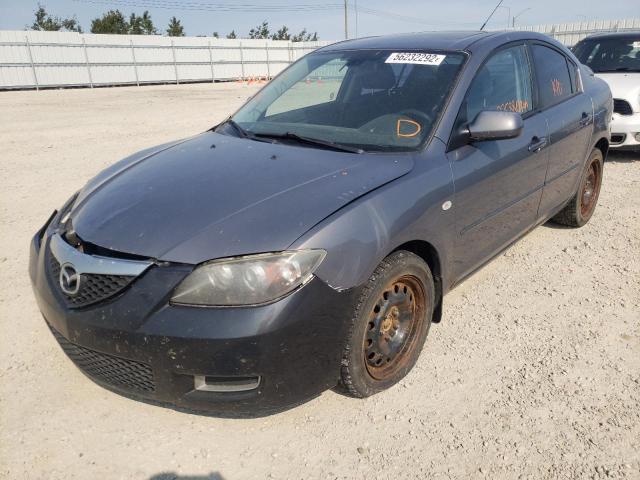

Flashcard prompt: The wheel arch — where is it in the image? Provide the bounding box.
[594,137,609,159]
[392,240,443,324]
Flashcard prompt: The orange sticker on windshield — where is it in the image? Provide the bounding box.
[397,118,422,138]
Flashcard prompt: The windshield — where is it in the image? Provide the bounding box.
[228,49,466,152]
[574,36,640,73]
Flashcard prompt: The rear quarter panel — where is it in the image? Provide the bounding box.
[583,66,613,150]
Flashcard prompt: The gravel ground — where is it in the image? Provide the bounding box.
[0,83,638,480]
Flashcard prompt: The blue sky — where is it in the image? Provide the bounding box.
[0,0,637,39]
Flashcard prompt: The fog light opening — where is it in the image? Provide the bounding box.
[194,375,260,392]
[634,132,640,142]
[611,133,626,145]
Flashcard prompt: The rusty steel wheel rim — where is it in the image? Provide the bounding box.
[580,159,601,218]
[363,275,426,381]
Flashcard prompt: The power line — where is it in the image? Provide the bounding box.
[356,6,482,26]
[75,0,478,25]
[73,0,344,12]
[74,0,482,31]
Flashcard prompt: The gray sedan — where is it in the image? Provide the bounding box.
[29,30,612,415]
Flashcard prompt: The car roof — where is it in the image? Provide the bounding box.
[318,31,491,52]
[577,31,640,41]
[317,30,561,53]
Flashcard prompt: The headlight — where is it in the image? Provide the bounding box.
[170,250,326,306]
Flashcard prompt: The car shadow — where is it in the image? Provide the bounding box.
[542,221,571,230]
[149,473,225,480]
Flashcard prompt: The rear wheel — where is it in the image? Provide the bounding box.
[338,251,434,398]
[552,148,604,227]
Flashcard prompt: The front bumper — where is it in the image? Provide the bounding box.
[29,223,358,416]
[610,112,640,150]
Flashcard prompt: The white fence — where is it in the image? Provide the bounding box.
[1,18,639,90]
[514,18,640,46]
[0,30,331,90]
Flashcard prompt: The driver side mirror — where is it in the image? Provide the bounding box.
[467,110,524,141]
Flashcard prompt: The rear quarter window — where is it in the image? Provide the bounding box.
[531,44,574,109]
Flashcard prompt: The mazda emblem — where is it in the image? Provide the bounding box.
[59,263,81,295]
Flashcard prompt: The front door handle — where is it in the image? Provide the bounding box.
[528,136,548,153]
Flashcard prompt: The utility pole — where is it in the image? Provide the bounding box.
[495,5,510,29]
[512,7,531,28]
[344,0,349,39]
[355,0,358,38]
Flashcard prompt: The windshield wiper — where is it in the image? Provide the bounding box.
[254,132,364,154]
[225,118,251,138]
[216,118,275,143]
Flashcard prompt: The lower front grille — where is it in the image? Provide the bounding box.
[49,324,155,393]
[48,253,134,309]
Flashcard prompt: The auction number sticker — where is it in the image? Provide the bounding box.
[385,52,446,66]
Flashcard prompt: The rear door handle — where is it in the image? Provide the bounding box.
[579,112,593,127]
[528,136,548,153]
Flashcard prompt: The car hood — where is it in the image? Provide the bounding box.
[70,132,414,264]
[595,72,640,109]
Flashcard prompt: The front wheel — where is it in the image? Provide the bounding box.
[338,251,434,398]
[552,148,604,227]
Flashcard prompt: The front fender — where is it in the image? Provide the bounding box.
[290,140,456,292]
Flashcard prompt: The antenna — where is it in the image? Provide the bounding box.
[480,0,504,31]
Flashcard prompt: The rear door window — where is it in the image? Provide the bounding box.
[531,44,574,109]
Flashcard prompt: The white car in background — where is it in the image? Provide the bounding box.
[574,32,640,151]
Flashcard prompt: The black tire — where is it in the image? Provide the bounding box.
[552,148,604,228]
[338,251,434,398]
